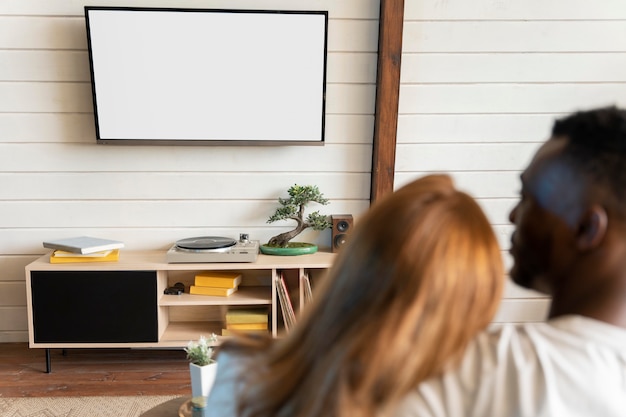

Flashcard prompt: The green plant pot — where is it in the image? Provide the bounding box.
[260,243,318,256]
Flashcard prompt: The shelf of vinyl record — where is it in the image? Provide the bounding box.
[273,267,329,334]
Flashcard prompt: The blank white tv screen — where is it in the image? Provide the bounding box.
[85,7,328,145]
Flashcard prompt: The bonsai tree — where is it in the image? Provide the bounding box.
[266,184,332,247]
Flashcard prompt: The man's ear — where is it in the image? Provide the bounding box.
[576,205,608,250]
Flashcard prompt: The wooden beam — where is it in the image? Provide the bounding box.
[370,0,404,204]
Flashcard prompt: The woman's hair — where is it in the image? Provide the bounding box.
[220,174,504,417]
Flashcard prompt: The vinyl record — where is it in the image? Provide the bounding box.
[175,236,236,250]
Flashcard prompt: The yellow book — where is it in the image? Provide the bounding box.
[226,322,268,330]
[222,328,268,337]
[194,272,242,288]
[50,249,120,264]
[225,308,269,324]
[189,285,238,297]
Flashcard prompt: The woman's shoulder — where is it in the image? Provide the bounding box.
[206,349,257,416]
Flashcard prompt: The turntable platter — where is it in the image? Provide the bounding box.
[167,236,259,263]
[175,236,237,250]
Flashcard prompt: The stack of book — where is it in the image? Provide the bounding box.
[43,236,124,264]
[223,307,269,336]
[189,271,242,297]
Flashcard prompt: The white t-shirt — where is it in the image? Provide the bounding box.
[392,315,626,417]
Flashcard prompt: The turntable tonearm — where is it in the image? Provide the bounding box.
[166,235,259,263]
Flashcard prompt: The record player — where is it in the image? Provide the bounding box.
[166,234,259,263]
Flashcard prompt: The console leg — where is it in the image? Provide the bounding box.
[45,349,51,373]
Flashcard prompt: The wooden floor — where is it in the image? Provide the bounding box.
[0,343,192,397]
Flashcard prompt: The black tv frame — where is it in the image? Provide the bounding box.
[85,6,328,146]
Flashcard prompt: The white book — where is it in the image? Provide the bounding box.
[43,236,124,255]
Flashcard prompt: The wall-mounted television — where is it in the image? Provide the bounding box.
[84,7,328,145]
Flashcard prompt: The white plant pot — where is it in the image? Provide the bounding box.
[189,362,218,398]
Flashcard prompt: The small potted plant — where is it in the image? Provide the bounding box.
[185,334,218,398]
[261,184,332,255]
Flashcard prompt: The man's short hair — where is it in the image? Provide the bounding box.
[551,106,626,218]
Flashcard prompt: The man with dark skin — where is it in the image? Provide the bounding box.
[392,106,626,416]
[510,133,626,323]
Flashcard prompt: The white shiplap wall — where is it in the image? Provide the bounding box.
[0,0,379,342]
[397,0,626,324]
[4,0,626,343]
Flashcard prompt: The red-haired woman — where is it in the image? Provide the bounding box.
[207,174,504,417]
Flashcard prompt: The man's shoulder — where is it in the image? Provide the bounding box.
[478,315,626,355]
[394,316,626,417]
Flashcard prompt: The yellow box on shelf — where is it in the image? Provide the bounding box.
[225,308,269,324]
[189,285,238,297]
[194,272,242,288]
[226,322,268,330]
[222,328,268,337]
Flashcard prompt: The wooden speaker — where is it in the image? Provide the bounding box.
[331,214,353,253]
